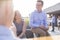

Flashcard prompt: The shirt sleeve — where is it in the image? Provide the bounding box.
[44,13,48,28]
[29,13,39,27]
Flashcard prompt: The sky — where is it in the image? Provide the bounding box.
[13,0,60,17]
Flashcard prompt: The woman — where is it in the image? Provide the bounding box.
[13,10,27,38]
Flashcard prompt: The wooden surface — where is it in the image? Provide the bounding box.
[16,35,60,40]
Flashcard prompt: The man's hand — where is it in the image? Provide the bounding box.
[39,25,45,29]
[39,25,48,31]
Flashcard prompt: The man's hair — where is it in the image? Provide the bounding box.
[37,0,44,5]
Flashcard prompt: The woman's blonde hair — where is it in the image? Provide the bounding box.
[14,10,22,21]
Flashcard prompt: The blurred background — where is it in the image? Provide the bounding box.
[13,0,60,38]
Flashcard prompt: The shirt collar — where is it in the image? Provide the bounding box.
[35,10,42,13]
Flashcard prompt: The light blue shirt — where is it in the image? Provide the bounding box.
[52,16,56,23]
[0,25,15,40]
[29,10,48,28]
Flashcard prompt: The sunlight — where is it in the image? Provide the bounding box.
[13,0,60,17]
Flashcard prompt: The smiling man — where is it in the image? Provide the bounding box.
[29,0,49,37]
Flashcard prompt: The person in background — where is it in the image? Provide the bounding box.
[14,10,27,38]
[29,0,49,37]
[0,0,15,40]
[58,16,60,30]
[51,14,56,32]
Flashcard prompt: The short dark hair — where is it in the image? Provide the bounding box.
[37,0,44,5]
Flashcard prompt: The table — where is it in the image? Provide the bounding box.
[16,35,60,40]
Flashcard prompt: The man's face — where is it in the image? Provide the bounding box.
[36,2,43,12]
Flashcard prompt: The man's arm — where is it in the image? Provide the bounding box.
[39,13,48,31]
[29,13,39,27]
[44,13,49,29]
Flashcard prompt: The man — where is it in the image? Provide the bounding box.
[29,0,49,37]
[51,14,56,32]
[0,0,15,40]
